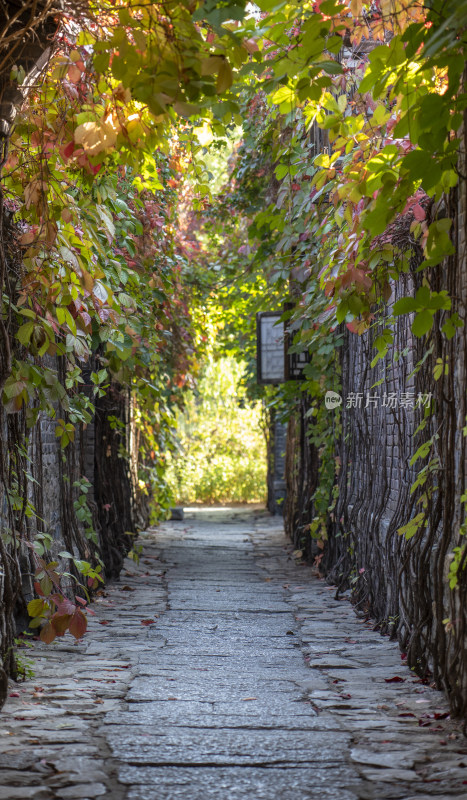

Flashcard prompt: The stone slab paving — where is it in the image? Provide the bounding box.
[0,507,466,799]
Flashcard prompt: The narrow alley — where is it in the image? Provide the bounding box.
[1,508,465,799]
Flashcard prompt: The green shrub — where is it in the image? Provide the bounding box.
[165,356,266,505]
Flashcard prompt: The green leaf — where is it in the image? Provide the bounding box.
[397,512,426,540]
[410,440,432,466]
[393,297,418,315]
[442,312,463,339]
[217,60,233,93]
[275,163,289,180]
[411,310,434,337]
[16,321,34,346]
[271,85,297,113]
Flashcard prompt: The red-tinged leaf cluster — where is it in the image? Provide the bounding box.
[27,559,90,643]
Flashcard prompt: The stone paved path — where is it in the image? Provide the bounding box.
[1,507,466,799]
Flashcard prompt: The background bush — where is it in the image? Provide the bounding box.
[165,356,266,505]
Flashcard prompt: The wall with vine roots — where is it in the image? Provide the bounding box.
[0,368,139,705]
[0,209,139,702]
[285,164,467,717]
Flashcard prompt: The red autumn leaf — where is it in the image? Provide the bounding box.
[67,64,82,84]
[51,612,72,636]
[69,608,87,639]
[34,581,45,597]
[56,598,75,616]
[384,676,405,683]
[63,141,75,159]
[140,619,156,625]
[75,596,87,606]
[413,203,426,221]
[40,622,57,644]
[50,593,64,606]
[98,620,110,625]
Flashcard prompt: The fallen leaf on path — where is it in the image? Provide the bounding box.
[120,585,135,592]
[98,620,110,625]
[141,619,156,625]
[241,697,257,701]
[384,676,406,683]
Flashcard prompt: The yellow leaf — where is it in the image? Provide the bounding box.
[351,0,363,16]
[27,598,46,617]
[74,114,120,155]
[74,121,102,153]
